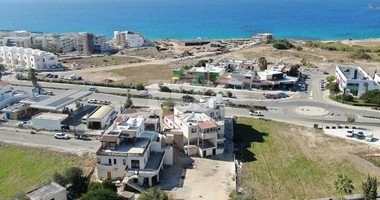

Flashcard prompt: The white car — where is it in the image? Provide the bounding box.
[87,99,96,104]
[141,91,152,96]
[365,133,373,142]
[54,133,69,139]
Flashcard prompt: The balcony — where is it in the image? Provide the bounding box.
[200,131,217,139]
[125,152,165,178]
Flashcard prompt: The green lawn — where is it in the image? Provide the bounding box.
[0,144,93,200]
[234,118,369,199]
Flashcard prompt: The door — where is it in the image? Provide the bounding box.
[203,150,206,157]
[213,148,216,155]
[107,172,111,180]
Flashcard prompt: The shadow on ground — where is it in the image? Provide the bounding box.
[233,122,268,162]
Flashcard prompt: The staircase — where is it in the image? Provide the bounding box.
[126,178,144,192]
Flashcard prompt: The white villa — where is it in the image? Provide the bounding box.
[163,95,226,157]
[0,46,58,70]
[96,113,173,189]
[335,66,380,96]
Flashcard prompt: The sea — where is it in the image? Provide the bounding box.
[1,0,380,40]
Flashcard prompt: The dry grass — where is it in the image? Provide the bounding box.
[61,55,146,67]
[108,63,180,85]
[0,142,95,200]
[234,118,380,199]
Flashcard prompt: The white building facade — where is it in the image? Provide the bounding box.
[335,66,380,96]
[113,31,154,48]
[0,46,59,70]
[96,114,173,188]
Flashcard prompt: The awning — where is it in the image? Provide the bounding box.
[172,77,179,80]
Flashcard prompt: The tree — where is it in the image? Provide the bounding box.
[79,189,123,200]
[159,86,171,92]
[360,90,380,105]
[29,44,43,50]
[136,83,145,91]
[125,98,133,108]
[288,64,300,77]
[138,187,168,200]
[227,91,233,98]
[63,167,84,184]
[27,68,39,89]
[326,76,336,83]
[88,182,102,191]
[333,174,355,200]
[258,57,267,71]
[0,64,6,80]
[195,59,208,67]
[326,82,340,95]
[11,191,28,200]
[101,180,117,192]
[53,171,68,187]
[346,114,358,129]
[362,174,377,200]
[72,176,88,196]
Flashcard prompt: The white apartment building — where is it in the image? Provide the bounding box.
[96,114,173,189]
[113,31,153,48]
[0,46,59,70]
[335,66,380,96]
[163,95,226,157]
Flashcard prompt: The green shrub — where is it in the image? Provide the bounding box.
[227,91,233,98]
[350,52,372,60]
[159,86,171,92]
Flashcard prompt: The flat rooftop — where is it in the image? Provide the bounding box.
[98,138,150,156]
[145,152,164,169]
[26,182,66,200]
[338,66,370,80]
[2,102,29,113]
[33,112,68,122]
[26,90,92,111]
[88,105,113,119]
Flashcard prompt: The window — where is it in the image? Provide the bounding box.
[191,128,197,133]
[218,128,221,130]
[97,158,100,164]
[108,159,111,165]
[123,159,126,165]
[131,160,140,169]
[114,159,117,164]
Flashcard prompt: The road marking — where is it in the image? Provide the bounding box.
[309,91,313,100]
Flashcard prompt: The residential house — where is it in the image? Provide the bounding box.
[96,112,173,189]
[113,31,154,48]
[163,95,226,157]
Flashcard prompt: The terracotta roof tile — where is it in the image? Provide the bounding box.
[0,81,10,87]
[100,135,118,142]
[198,121,217,129]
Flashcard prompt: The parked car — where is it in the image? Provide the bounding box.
[325,126,330,129]
[332,126,336,129]
[141,90,152,96]
[45,73,52,77]
[77,76,82,80]
[182,95,195,102]
[300,85,306,91]
[54,133,69,139]
[264,94,276,99]
[59,75,65,79]
[61,125,70,130]
[365,133,373,142]
[356,132,365,140]
[352,126,357,129]
[344,126,349,129]
[89,87,98,91]
[323,71,329,75]
[53,75,58,78]
[87,99,96,104]
[224,99,232,104]
[346,130,354,137]
[277,92,289,98]
[250,111,263,117]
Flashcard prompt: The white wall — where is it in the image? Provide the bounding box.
[32,117,61,130]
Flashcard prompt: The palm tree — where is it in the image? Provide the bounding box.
[258,57,267,71]
[0,64,6,80]
[362,174,377,200]
[334,174,355,200]
[27,68,39,91]
[346,114,358,129]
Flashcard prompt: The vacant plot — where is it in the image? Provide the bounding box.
[234,118,380,200]
[61,55,146,67]
[0,143,95,200]
[108,63,179,85]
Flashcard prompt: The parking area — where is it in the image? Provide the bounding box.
[324,128,380,147]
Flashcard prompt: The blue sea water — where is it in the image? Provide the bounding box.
[1,0,380,40]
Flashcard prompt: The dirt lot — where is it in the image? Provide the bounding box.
[234,118,380,199]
